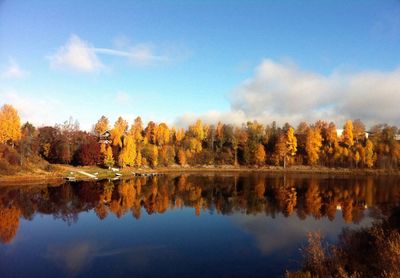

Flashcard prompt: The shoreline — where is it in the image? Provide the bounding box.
[1,165,400,186]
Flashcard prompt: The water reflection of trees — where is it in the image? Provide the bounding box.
[1,174,400,244]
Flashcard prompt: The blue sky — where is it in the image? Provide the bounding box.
[1,0,400,130]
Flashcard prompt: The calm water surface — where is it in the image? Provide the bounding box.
[1,173,399,277]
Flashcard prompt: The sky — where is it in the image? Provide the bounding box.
[1,0,400,130]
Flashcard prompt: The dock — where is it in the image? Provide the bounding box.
[132,172,164,177]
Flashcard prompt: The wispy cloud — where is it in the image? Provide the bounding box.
[175,59,400,128]
[95,45,169,65]
[0,89,62,126]
[48,34,172,73]
[1,58,28,79]
[114,91,131,105]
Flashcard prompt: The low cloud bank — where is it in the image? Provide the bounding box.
[176,59,400,128]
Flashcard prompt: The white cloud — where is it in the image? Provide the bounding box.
[48,34,172,72]
[175,59,400,128]
[1,58,27,79]
[48,34,104,73]
[230,212,371,255]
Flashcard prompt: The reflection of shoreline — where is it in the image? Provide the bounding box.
[2,166,400,186]
[1,174,399,244]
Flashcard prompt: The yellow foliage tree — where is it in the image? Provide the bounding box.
[286,127,297,167]
[364,139,375,168]
[94,115,109,135]
[354,151,360,168]
[136,150,142,167]
[150,145,158,167]
[0,104,21,145]
[174,127,185,143]
[326,122,338,147]
[189,138,202,153]
[306,127,322,165]
[100,143,107,156]
[287,127,297,156]
[254,143,266,166]
[111,117,128,147]
[342,120,354,147]
[189,119,205,141]
[130,116,143,143]
[144,121,158,144]
[118,135,136,167]
[104,145,114,168]
[156,123,170,146]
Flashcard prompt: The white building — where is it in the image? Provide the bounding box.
[336,129,369,139]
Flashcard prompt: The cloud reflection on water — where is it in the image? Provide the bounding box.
[230,212,373,255]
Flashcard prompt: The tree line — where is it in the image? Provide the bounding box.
[1,103,400,170]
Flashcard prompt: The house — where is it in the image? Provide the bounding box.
[99,130,112,144]
[336,129,370,139]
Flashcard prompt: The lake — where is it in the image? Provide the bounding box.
[1,173,399,277]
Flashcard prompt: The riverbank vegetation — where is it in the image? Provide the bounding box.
[286,206,400,278]
[1,104,400,177]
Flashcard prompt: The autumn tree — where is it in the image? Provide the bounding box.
[19,122,39,164]
[189,138,202,153]
[174,127,185,144]
[254,143,266,166]
[156,123,170,146]
[94,115,109,135]
[136,149,142,167]
[118,135,137,167]
[177,149,187,166]
[104,145,114,168]
[353,119,366,143]
[73,135,100,165]
[364,139,375,168]
[215,121,224,149]
[273,133,287,166]
[306,127,322,165]
[189,119,206,141]
[273,127,297,168]
[151,145,158,167]
[38,126,58,160]
[326,122,338,148]
[111,117,128,148]
[247,121,264,148]
[144,121,158,144]
[286,127,297,167]
[323,122,338,166]
[0,104,21,145]
[342,120,354,147]
[130,116,143,143]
